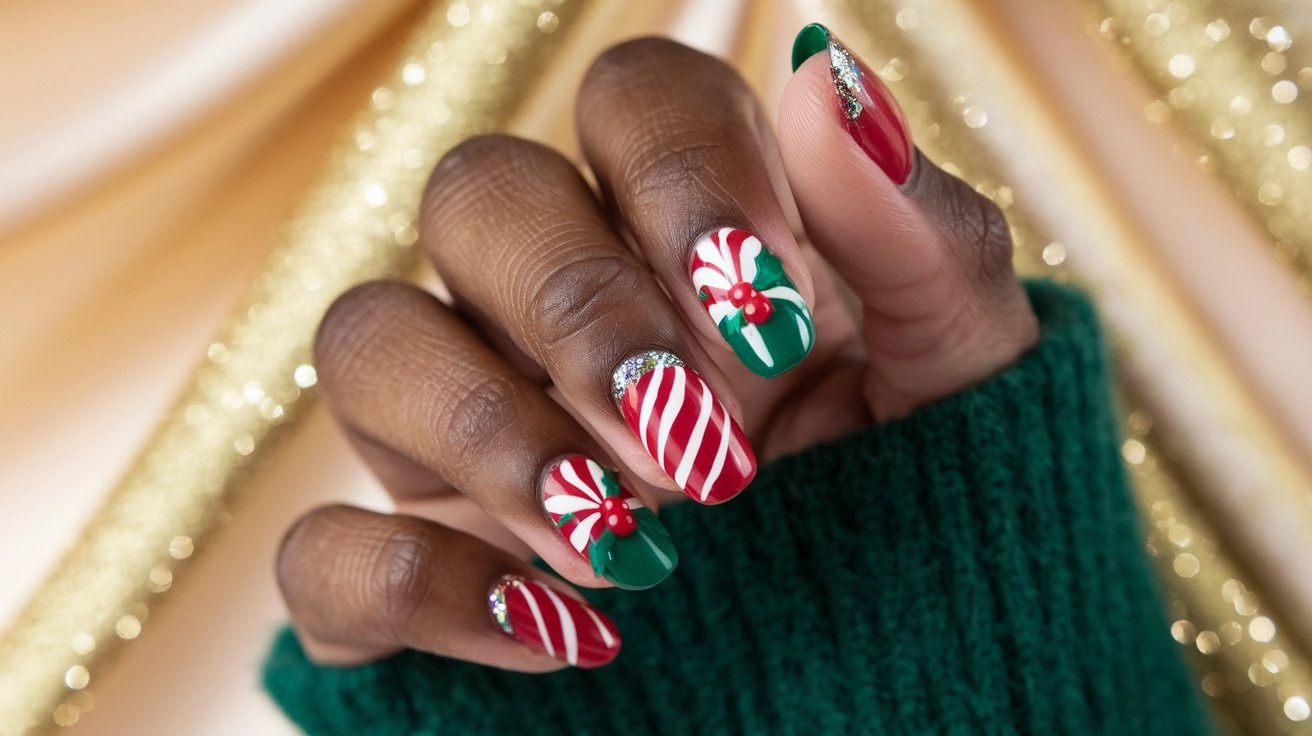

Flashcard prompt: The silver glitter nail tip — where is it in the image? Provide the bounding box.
[828,38,864,120]
[611,351,685,405]
[488,575,521,635]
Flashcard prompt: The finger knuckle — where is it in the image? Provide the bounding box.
[926,176,1015,286]
[624,140,738,207]
[584,37,696,94]
[583,38,742,103]
[370,524,440,633]
[436,372,522,467]
[617,138,756,253]
[429,134,533,188]
[423,135,565,225]
[276,505,353,603]
[526,251,643,354]
[315,281,422,387]
[579,38,749,149]
[962,194,1015,284]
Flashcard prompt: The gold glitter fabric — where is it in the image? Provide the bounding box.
[3,0,1312,733]
[0,1,595,732]
[813,0,1312,732]
[1092,0,1312,296]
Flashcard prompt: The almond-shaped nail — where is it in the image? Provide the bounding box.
[691,227,814,378]
[791,23,914,185]
[611,351,756,504]
[542,455,677,590]
[488,575,620,668]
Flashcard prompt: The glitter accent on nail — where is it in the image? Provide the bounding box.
[488,575,519,635]
[828,38,864,120]
[611,351,685,405]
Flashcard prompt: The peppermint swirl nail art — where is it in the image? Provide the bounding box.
[691,227,814,378]
[542,455,677,590]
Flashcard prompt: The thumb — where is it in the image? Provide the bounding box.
[778,23,1038,418]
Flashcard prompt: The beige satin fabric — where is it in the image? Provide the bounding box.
[0,1,425,732]
[1,0,1309,733]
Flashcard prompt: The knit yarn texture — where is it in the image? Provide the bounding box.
[264,281,1211,735]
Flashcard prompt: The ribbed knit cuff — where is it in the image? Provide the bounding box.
[263,280,1210,735]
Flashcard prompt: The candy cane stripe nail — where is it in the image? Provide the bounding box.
[673,377,713,489]
[691,228,814,378]
[488,576,620,668]
[613,352,756,504]
[542,455,677,590]
[540,586,577,666]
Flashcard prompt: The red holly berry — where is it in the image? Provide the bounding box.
[728,282,753,306]
[600,496,637,536]
[728,281,774,325]
[741,295,773,325]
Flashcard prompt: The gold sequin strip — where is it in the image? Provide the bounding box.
[0,1,594,732]
[1091,0,1312,296]
[813,0,1312,732]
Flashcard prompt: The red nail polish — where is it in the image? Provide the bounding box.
[809,26,914,185]
[488,576,620,668]
[612,352,756,504]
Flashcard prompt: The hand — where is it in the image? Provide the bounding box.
[276,27,1038,672]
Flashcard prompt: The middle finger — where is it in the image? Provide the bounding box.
[422,135,755,505]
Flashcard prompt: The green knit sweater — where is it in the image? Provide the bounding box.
[263,281,1212,734]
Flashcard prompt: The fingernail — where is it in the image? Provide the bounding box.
[488,575,620,668]
[791,23,913,185]
[542,455,678,590]
[611,351,756,504]
[691,228,815,378]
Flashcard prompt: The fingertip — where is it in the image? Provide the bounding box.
[778,46,943,299]
[779,54,865,197]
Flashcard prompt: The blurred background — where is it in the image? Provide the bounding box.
[1,0,1310,733]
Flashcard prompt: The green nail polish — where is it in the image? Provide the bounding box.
[691,228,815,378]
[543,455,678,591]
[791,23,831,72]
[598,509,678,590]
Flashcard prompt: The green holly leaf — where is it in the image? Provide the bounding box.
[600,472,621,498]
[720,309,747,340]
[721,297,814,378]
[590,530,615,577]
[750,250,788,291]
